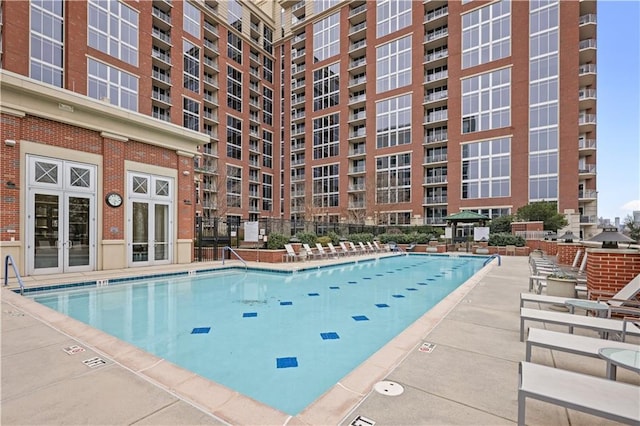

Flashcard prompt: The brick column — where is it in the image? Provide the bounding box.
[556,243,583,265]
[586,248,640,299]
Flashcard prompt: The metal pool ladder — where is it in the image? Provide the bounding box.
[222,246,247,268]
[4,255,25,295]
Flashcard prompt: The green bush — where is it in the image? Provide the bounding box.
[326,231,341,245]
[295,231,317,246]
[377,232,430,244]
[488,233,525,247]
[266,232,288,249]
[346,233,374,243]
[317,236,332,246]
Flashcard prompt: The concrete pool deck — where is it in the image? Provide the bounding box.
[2,254,639,425]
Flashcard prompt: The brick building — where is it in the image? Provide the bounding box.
[0,0,597,277]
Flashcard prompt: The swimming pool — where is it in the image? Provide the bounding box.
[31,254,486,415]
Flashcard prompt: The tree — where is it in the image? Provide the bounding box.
[624,214,640,242]
[516,201,568,231]
[489,214,514,234]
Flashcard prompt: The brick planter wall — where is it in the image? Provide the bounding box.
[586,249,640,299]
[557,243,583,266]
[232,249,288,263]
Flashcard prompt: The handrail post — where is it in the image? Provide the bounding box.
[222,246,247,269]
[4,255,25,295]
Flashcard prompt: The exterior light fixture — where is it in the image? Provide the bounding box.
[586,226,634,249]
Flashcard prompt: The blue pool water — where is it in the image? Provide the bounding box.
[32,255,486,415]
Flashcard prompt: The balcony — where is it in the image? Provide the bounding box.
[349,3,367,20]
[424,69,448,85]
[578,138,596,153]
[423,175,447,185]
[424,26,448,44]
[424,48,448,64]
[578,164,596,175]
[152,69,171,87]
[291,110,305,121]
[348,57,366,72]
[151,91,171,105]
[349,93,366,107]
[291,95,306,106]
[203,75,218,88]
[424,110,448,124]
[424,131,448,145]
[349,22,366,36]
[578,113,596,132]
[203,21,218,37]
[291,125,305,136]
[152,49,171,66]
[424,90,448,105]
[203,56,218,71]
[349,39,367,56]
[203,38,219,54]
[579,13,596,39]
[579,39,596,63]
[348,201,365,209]
[291,33,306,49]
[348,75,366,90]
[578,87,596,109]
[580,215,597,224]
[578,189,597,200]
[424,5,448,26]
[152,27,171,48]
[349,127,367,140]
[348,183,366,192]
[424,153,448,164]
[579,63,596,86]
[424,217,447,225]
[349,165,366,174]
[291,63,306,76]
[423,195,447,205]
[203,110,218,123]
[291,174,305,182]
[292,49,306,63]
[348,146,366,157]
[348,111,366,124]
[291,141,305,152]
[152,7,172,27]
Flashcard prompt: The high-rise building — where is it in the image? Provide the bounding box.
[0,0,597,277]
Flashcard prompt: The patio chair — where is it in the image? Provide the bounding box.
[406,243,417,252]
[358,242,372,253]
[388,241,399,252]
[505,245,516,256]
[366,241,379,253]
[518,361,640,426]
[340,241,357,256]
[373,241,389,252]
[327,242,346,257]
[302,243,322,260]
[348,241,364,255]
[283,243,305,262]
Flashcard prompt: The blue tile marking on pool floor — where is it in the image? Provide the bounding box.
[329,286,340,289]
[280,301,293,306]
[406,288,418,291]
[308,293,319,296]
[276,357,298,368]
[375,303,390,308]
[191,327,211,334]
[243,312,258,318]
[320,332,340,340]
[392,294,405,298]
[417,282,428,285]
[352,315,369,321]
[348,281,358,284]
[362,277,371,280]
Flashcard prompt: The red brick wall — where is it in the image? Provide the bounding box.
[0,113,22,241]
[586,249,640,299]
[557,243,583,266]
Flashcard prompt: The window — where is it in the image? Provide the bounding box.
[226,165,242,208]
[263,131,273,168]
[183,98,200,131]
[263,57,273,83]
[313,114,340,159]
[313,63,340,111]
[376,0,412,38]
[313,164,339,208]
[315,0,339,13]
[183,40,200,93]
[263,87,273,125]
[379,212,412,226]
[228,0,242,32]
[227,66,242,112]
[376,94,411,148]
[376,153,412,204]
[88,0,138,65]
[461,0,510,68]
[30,0,64,87]
[313,13,339,62]
[462,68,511,133]
[88,58,138,111]
[183,2,200,38]
[376,36,412,93]
[262,174,273,211]
[226,116,242,160]
[461,138,511,199]
[227,32,242,64]
[263,26,273,54]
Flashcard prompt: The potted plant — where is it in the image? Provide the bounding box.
[546,271,577,310]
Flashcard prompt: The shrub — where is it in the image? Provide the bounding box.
[295,231,317,246]
[266,232,288,249]
[326,231,341,245]
[488,233,526,247]
[317,236,332,246]
[346,232,374,243]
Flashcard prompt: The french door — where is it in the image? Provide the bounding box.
[28,156,96,275]
[128,173,173,266]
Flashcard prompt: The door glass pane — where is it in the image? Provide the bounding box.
[154,204,169,261]
[34,194,59,269]
[68,197,90,267]
[132,202,149,262]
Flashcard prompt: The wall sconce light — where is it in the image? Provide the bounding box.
[6,181,16,189]
[5,139,16,147]
[184,199,192,205]
[182,170,190,176]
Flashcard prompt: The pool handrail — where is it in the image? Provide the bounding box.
[484,254,501,266]
[4,254,25,295]
[222,246,247,268]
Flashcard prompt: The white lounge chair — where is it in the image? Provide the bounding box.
[519,307,640,342]
[358,242,372,253]
[348,241,364,255]
[327,242,346,257]
[373,241,389,252]
[518,361,640,426]
[315,243,331,259]
[302,243,322,260]
[366,241,379,253]
[283,243,304,262]
[340,241,357,256]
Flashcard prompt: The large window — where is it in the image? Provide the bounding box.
[376,153,411,204]
[262,131,273,168]
[376,36,411,93]
[262,174,273,211]
[313,114,340,159]
[183,1,200,38]
[227,66,242,112]
[226,165,242,208]
[376,94,411,148]
[228,0,242,32]
[313,13,339,62]
[88,0,138,65]
[528,1,559,201]
[88,58,138,111]
[313,164,339,208]
[226,116,242,160]
[313,63,340,111]
[183,97,200,131]
[314,0,339,13]
[227,32,242,64]
[376,0,412,38]
[30,0,64,87]
[462,68,510,133]
[461,0,510,69]
[183,40,200,93]
[461,138,511,199]
[263,87,273,125]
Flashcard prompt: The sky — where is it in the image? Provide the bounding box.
[596,0,640,222]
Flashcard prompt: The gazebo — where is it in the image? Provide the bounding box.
[444,211,491,246]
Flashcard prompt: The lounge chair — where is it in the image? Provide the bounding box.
[519,307,640,342]
[518,361,640,426]
[283,243,305,262]
[315,243,331,259]
[406,243,417,252]
[340,241,357,256]
[373,241,389,252]
[349,241,364,255]
[358,242,372,253]
[327,242,346,257]
[366,241,379,253]
[521,273,640,311]
[302,243,322,260]
[388,241,399,252]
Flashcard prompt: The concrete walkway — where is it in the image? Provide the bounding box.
[2,255,638,425]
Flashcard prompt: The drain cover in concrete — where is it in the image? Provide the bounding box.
[350,415,375,426]
[373,380,404,396]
